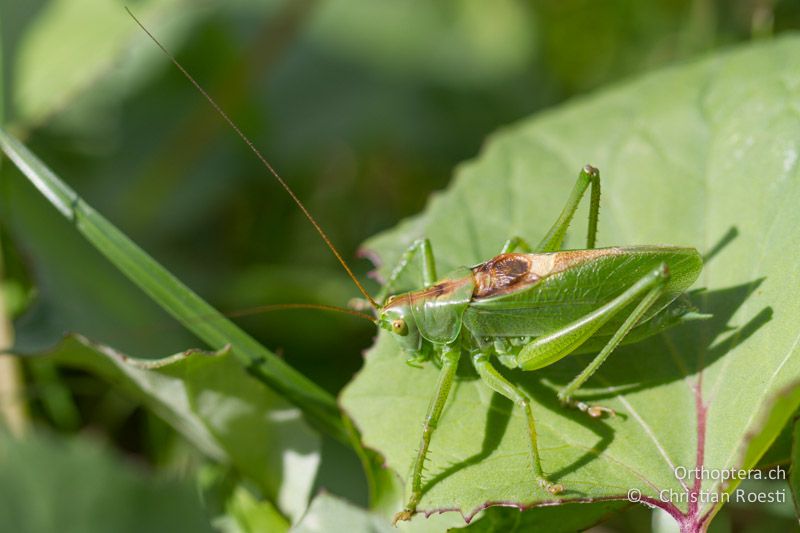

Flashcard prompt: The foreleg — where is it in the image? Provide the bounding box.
[393,346,460,524]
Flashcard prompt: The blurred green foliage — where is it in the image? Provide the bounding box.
[0,428,214,533]
[2,0,800,531]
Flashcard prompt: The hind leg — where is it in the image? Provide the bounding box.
[536,165,601,252]
[517,263,671,417]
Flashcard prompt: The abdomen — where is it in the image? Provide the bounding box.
[462,246,702,338]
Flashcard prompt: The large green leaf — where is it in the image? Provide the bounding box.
[342,36,800,529]
[30,334,319,523]
[0,430,215,533]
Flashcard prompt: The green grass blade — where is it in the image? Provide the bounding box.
[0,128,346,443]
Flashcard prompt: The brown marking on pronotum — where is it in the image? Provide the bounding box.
[383,248,624,307]
[472,253,539,298]
[383,278,473,310]
[472,248,623,299]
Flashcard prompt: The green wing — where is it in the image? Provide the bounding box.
[462,246,702,338]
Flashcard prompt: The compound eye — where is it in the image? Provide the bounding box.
[391,319,408,336]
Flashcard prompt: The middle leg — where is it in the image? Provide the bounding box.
[500,236,532,254]
[471,352,564,495]
[377,238,438,305]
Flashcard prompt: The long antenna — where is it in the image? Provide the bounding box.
[127,8,379,310]
[117,303,375,343]
[224,303,376,323]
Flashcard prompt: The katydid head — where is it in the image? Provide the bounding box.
[378,297,422,353]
